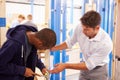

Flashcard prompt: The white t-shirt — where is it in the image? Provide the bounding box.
[66,24,113,70]
[10,20,20,28]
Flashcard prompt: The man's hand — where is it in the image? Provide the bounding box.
[24,68,41,77]
[49,63,66,74]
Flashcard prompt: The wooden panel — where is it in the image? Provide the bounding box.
[0,27,7,46]
[114,3,120,57]
[0,0,5,17]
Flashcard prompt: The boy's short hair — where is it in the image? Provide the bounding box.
[36,28,56,48]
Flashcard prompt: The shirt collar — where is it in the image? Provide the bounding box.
[89,28,102,42]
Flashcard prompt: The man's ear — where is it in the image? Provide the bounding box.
[96,25,100,30]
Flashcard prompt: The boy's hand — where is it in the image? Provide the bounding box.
[24,67,41,77]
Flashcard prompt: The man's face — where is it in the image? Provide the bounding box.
[82,25,99,39]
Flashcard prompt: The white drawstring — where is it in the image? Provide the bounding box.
[21,45,23,58]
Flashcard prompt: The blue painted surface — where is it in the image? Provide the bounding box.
[50,0,61,80]
[82,0,88,15]
[50,0,55,56]
[30,0,34,16]
[62,0,67,80]
[107,0,114,78]
[0,18,6,27]
[104,0,109,32]
[70,0,73,24]
[108,0,114,38]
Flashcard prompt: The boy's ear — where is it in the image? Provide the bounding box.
[38,41,43,46]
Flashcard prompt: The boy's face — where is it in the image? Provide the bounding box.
[82,25,99,39]
[34,38,49,50]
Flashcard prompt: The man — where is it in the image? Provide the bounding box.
[10,14,25,28]
[0,24,56,80]
[21,14,38,29]
[50,10,113,80]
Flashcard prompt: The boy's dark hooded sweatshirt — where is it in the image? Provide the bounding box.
[0,25,45,80]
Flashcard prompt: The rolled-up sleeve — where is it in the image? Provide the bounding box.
[85,42,113,70]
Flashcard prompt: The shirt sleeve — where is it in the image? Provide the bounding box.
[85,41,113,70]
[66,25,82,48]
[36,58,46,71]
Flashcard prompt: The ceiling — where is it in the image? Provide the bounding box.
[6,0,45,4]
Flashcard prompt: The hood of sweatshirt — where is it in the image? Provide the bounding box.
[6,25,37,45]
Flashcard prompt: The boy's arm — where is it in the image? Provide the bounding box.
[0,41,26,76]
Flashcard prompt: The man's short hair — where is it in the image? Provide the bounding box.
[80,10,101,28]
[27,14,32,20]
[36,28,56,48]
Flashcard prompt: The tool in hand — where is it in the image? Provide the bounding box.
[33,71,49,80]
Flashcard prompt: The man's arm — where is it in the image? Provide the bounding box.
[49,62,88,74]
[65,62,88,70]
[51,42,68,51]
